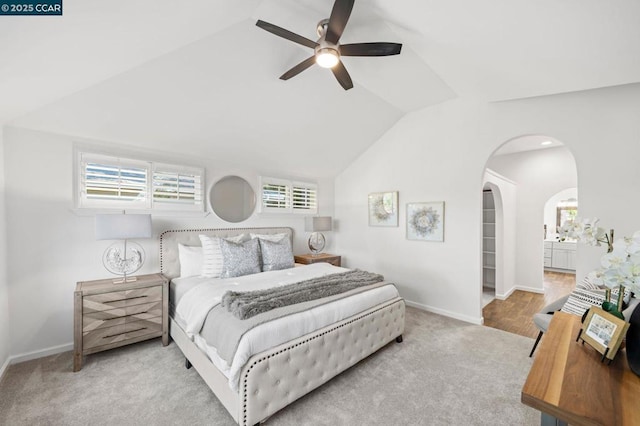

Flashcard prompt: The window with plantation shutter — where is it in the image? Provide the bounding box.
[76,151,204,213]
[152,163,203,211]
[259,177,318,214]
[292,183,317,213]
[79,153,150,209]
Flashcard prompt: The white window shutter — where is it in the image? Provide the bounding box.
[152,163,204,211]
[292,182,318,214]
[79,153,150,209]
[77,151,204,213]
[259,176,317,214]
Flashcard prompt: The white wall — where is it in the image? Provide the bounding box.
[487,146,577,290]
[335,83,640,324]
[0,129,10,376]
[543,188,578,240]
[3,126,335,359]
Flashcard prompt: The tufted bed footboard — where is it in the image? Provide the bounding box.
[170,296,405,425]
[240,297,405,425]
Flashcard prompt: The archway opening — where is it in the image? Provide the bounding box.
[481,135,578,338]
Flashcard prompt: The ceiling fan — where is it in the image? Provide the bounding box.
[256,0,402,90]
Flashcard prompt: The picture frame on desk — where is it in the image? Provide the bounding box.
[577,306,629,363]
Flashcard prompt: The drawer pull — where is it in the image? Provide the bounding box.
[121,311,148,319]
[108,295,148,304]
[102,327,147,339]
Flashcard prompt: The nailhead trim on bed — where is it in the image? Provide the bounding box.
[240,298,405,426]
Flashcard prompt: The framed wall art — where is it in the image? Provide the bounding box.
[368,192,398,227]
[407,201,444,241]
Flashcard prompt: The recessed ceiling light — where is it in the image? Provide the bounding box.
[541,141,553,146]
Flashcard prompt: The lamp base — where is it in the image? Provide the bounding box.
[308,232,326,254]
[103,241,145,279]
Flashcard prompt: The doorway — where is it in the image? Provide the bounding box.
[481,135,578,338]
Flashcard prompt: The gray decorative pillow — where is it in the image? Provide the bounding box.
[259,237,294,272]
[219,238,261,278]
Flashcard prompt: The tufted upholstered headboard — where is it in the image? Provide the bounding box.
[159,227,294,280]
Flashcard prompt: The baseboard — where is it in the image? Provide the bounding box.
[9,342,73,365]
[497,285,544,300]
[496,286,516,300]
[544,267,576,275]
[514,285,545,294]
[405,300,483,325]
[0,355,10,382]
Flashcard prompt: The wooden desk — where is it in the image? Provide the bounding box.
[522,312,640,426]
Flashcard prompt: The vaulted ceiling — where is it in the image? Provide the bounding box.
[2,0,639,177]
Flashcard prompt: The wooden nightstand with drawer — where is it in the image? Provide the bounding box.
[294,253,341,267]
[73,273,169,372]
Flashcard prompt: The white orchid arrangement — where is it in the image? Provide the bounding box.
[587,233,640,295]
[560,217,640,318]
[559,217,613,252]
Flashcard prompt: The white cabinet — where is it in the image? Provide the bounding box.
[543,241,552,267]
[567,250,576,270]
[544,241,576,271]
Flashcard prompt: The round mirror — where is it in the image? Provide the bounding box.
[210,176,256,223]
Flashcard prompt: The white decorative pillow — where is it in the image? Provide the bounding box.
[576,278,601,290]
[561,288,606,316]
[199,234,246,278]
[178,244,203,278]
[250,233,287,242]
[259,238,294,272]
[569,279,631,312]
[219,238,261,278]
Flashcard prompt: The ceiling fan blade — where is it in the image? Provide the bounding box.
[279,56,317,80]
[256,20,319,49]
[340,42,402,57]
[325,0,355,45]
[331,60,354,90]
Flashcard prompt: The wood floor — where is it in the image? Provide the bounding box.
[483,271,576,339]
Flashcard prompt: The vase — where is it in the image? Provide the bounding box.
[627,302,640,377]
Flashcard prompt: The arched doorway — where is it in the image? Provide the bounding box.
[481,135,578,338]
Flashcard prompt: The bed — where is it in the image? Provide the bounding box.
[160,227,405,425]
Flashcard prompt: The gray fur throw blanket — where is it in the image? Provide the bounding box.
[221,269,384,320]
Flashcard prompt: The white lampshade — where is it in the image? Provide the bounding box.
[305,216,332,232]
[95,214,152,240]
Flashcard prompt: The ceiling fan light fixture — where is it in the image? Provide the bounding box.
[316,48,339,68]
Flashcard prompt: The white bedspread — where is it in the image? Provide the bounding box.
[173,263,399,392]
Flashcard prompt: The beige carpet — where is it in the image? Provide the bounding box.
[0,307,539,425]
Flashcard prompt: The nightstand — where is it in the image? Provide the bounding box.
[294,253,341,267]
[73,273,169,372]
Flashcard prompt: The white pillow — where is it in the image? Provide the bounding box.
[178,244,203,278]
[199,234,246,278]
[250,232,287,242]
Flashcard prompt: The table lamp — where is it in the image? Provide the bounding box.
[95,213,152,283]
[305,216,332,255]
